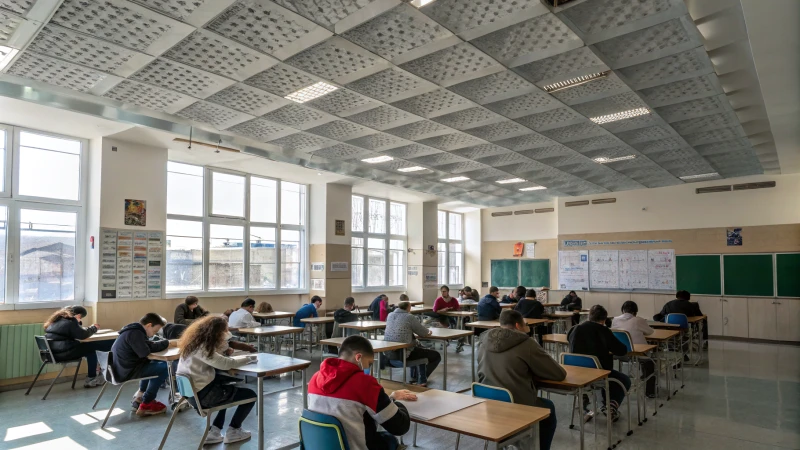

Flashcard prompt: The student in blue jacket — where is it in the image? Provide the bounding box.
[477,286,502,321]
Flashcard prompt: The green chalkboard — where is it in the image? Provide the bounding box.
[676,255,721,295]
[521,259,550,288]
[776,253,800,297]
[723,254,774,296]
[491,260,519,288]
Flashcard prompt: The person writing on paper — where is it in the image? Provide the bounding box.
[560,290,583,326]
[177,316,258,444]
[228,298,262,329]
[44,305,113,388]
[174,296,209,325]
[478,310,566,450]
[384,301,441,386]
[308,335,416,450]
[611,301,656,398]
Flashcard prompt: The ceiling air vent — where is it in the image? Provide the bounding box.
[491,211,513,217]
[514,210,534,215]
[535,208,555,213]
[733,181,776,191]
[565,200,590,207]
[696,185,732,194]
[592,198,616,205]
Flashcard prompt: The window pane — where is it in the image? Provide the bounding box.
[438,211,447,239]
[281,182,306,226]
[389,239,404,286]
[166,219,203,292]
[389,202,406,236]
[19,131,80,200]
[250,177,277,223]
[367,238,385,287]
[351,196,364,233]
[0,206,5,302]
[167,162,203,217]
[449,242,463,285]
[449,213,462,241]
[368,199,386,234]
[351,236,364,287]
[438,242,446,287]
[0,129,6,191]
[281,229,302,288]
[19,209,76,302]
[212,172,245,217]
[249,227,276,289]
[208,224,244,290]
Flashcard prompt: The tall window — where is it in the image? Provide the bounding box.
[0,125,86,306]
[351,195,406,289]
[438,211,463,286]
[166,163,306,293]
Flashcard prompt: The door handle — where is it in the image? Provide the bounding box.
[723,317,729,325]
[772,301,781,305]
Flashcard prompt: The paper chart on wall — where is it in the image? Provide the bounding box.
[558,250,589,290]
[619,250,648,289]
[101,228,164,300]
[116,231,133,298]
[132,232,148,298]
[648,249,675,290]
[147,232,163,298]
[590,250,619,289]
[100,230,118,298]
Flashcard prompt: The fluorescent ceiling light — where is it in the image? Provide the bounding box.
[680,172,719,180]
[0,46,19,70]
[441,176,470,183]
[398,166,426,172]
[361,155,393,163]
[543,71,610,93]
[496,178,526,184]
[519,186,547,191]
[590,107,650,124]
[410,0,436,7]
[284,81,338,103]
[594,155,636,164]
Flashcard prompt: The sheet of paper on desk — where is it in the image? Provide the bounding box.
[232,355,258,363]
[401,390,485,421]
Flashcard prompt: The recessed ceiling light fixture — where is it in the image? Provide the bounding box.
[284,81,338,103]
[543,71,610,93]
[680,172,719,180]
[441,176,470,183]
[496,178,526,184]
[590,107,650,124]
[519,186,547,191]
[398,166,426,172]
[594,155,636,164]
[0,46,19,70]
[361,155,394,164]
[410,0,436,7]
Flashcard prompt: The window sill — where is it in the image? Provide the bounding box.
[161,290,309,299]
[0,300,88,311]
[352,286,408,294]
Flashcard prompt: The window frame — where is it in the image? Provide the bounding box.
[351,195,407,292]
[438,211,464,288]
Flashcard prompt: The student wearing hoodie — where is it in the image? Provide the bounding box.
[501,285,526,304]
[44,306,113,388]
[654,290,708,342]
[515,289,548,344]
[334,297,360,324]
[477,286,502,321]
[174,296,209,325]
[368,294,388,321]
[478,310,566,450]
[611,301,656,397]
[560,290,583,326]
[111,313,176,416]
[308,335,417,450]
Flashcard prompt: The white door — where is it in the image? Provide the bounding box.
[746,298,777,340]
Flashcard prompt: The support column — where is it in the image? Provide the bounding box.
[407,201,440,305]
[309,183,352,313]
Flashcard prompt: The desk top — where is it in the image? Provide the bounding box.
[646,329,680,341]
[80,331,119,343]
[253,311,295,320]
[542,303,562,308]
[499,303,515,309]
[543,333,568,344]
[300,316,335,324]
[648,321,680,329]
[421,328,473,340]
[408,301,424,306]
[237,326,305,336]
[320,337,412,352]
[466,318,551,329]
[230,353,311,377]
[380,380,550,442]
[148,347,181,361]
[536,364,610,389]
[630,344,657,356]
[688,315,707,323]
[339,320,387,331]
[410,307,433,314]
[545,311,580,318]
[438,310,476,317]
[325,310,372,316]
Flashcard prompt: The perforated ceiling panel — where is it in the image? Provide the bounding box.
[392,89,472,119]
[347,133,407,151]
[103,80,194,113]
[7,52,107,93]
[177,101,253,129]
[516,107,587,132]
[0,0,31,15]
[0,10,21,44]
[263,104,332,129]
[162,29,274,81]
[131,58,233,98]
[26,25,141,75]
[306,119,371,141]
[346,105,416,130]
[432,107,503,130]
[346,68,436,103]
[485,90,562,118]
[227,117,295,142]
[285,36,387,84]
[206,83,286,116]
[399,42,501,87]
[385,120,450,140]
[244,63,317,97]
[306,88,381,116]
[416,132,484,151]
[268,132,337,153]
[271,0,375,29]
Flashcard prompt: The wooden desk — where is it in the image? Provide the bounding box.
[466,318,551,330]
[410,306,433,314]
[253,311,295,322]
[646,329,680,341]
[646,329,682,400]
[80,332,119,343]
[238,326,304,357]
[148,347,181,361]
[380,380,550,446]
[648,321,680,329]
[499,303,515,309]
[300,317,335,357]
[338,320,387,338]
[300,317,334,324]
[437,310,476,329]
[325,310,372,317]
[321,337,414,382]
[231,354,311,450]
[408,301,424,306]
[419,328,474,391]
[630,344,657,356]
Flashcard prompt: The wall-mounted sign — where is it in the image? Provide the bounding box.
[331,261,349,271]
[311,279,325,291]
[563,239,673,247]
[335,219,345,236]
[407,266,419,276]
[311,262,325,272]
[726,228,742,246]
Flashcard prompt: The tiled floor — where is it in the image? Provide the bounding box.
[1,339,798,449]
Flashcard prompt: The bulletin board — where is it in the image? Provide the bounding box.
[99,228,164,300]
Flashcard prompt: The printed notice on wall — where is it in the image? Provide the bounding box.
[619,250,648,290]
[100,230,118,298]
[558,250,589,290]
[147,232,163,298]
[101,228,164,300]
[116,231,133,298]
[647,249,675,290]
[590,250,619,289]
[330,262,349,272]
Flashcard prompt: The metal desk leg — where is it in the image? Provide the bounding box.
[402,348,407,384]
[578,386,585,450]
[376,357,381,381]
[257,376,264,450]
[413,422,418,446]
[533,422,540,450]
[166,360,175,405]
[471,333,476,383]
[302,368,308,409]
[292,332,296,386]
[605,378,612,450]
[443,339,448,391]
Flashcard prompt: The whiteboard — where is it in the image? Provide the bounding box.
[558,250,589,290]
[619,250,648,289]
[648,249,676,290]
[590,250,619,289]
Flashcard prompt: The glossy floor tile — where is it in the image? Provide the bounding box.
[0,339,798,449]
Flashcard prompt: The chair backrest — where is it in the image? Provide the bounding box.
[561,352,602,369]
[471,383,513,403]
[666,313,689,329]
[34,336,56,364]
[611,329,634,353]
[299,409,350,450]
[96,351,122,384]
[175,374,209,416]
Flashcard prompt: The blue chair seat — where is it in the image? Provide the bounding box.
[299,409,350,450]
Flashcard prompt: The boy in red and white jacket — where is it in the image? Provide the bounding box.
[307,336,416,450]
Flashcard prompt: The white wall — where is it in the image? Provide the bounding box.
[482,201,558,241]
[464,210,482,289]
[84,138,103,303]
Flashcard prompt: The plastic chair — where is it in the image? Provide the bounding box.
[159,374,257,450]
[471,382,514,403]
[92,351,157,428]
[298,409,350,450]
[666,313,689,329]
[25,336,83,400]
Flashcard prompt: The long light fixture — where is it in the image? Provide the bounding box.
[0,46,19,70]
[590,107,650,124]
[361,155,393,163]
[496,178,526,184]
[284,81,338,103]
[441,176,470,183]
[519,186,547,191]
[680,172,719,180]
[594,155,636,164]
[410,0,436,7]
[543,71,610,93]
[398,166,426,172]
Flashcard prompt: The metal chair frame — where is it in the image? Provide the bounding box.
[25,336,83,400]
[92,351,158,428]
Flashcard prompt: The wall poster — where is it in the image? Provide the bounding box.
[590,250,619,289]
[558,250,589,290]
[101,228,163,299]
[124,199,147,226]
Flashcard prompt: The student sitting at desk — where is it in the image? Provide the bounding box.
[229,298,262,329]
[368,294,388,321]
[308,335,417,450]
[112,313,177,416]
[568,305,630,422]
[293,295,322,327]
[334,297,360,324]
[174,295,209,326]
[654,290,708,343]
[384,301,441,386]
[44,305,113,388]
[433,285,465,352]
[560,290,583,326]
[478,310,566,450]
[477,286,502,321]
[611,301,656,398]
[515,289,548,344]
[255,301,273,314]
[501,285,525,304]
[177,316,258,445]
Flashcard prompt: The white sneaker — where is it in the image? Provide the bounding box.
[204,426,224,445]
[223,427,251,444]
[83,376,105,388]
